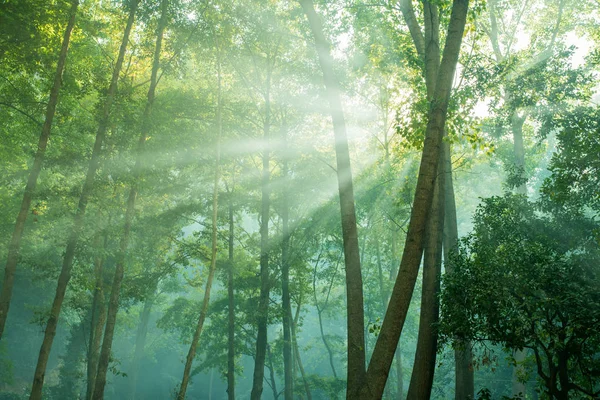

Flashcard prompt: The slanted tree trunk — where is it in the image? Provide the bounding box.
[129,290,155,400]
[176,39,222,400]
[407,150,445,399]
[227,191,235,399]
[92,2,163,398]
[281,128,293,400]
[0,0,78,341]
[86,230,109,400]
[299,2,366,397]
[361,1,469,398]
[28,3,136,399]
[250,57,273,400]
[443,141,475,399]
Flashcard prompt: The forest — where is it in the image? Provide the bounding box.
[0,0,599,399]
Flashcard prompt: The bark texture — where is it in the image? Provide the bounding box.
[0,0,78,341]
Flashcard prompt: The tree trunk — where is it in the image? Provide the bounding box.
[0,0,78,341]
[312,255,338,379]
[407,150,445,400]
[443,141,474,400]
[292,298,312,400]
[227,192,235,400]
[28,3,136,399]
[86,231,108,400]
[512,113,527,195]
[177,39,222,400]
[281,131,293,400]
[299,2,366,397]
[92,2,162,398]
[361,1,469,398]
[395,348,403,398]
[267,344,279,399]
[129,291,155,400]
[250,57,273,400]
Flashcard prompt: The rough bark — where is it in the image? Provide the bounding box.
[443,141,474,400]
[250,56,273,400]
[299,1,366,397]
[28,3,136,399]
[281,132,293,400]
[227,193,235,399]
[86,231,108,400]
[92,2,162,398]
[0,0,78,341]
[177,40,222,400]
[360,1,469,398]
[407,150,445,400]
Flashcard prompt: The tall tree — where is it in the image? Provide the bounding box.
[92,1,164,397]
[443,142,475,399]
[0,0,78,341]
[85,229,109,400]
[28,2,138,398]
[280,124,293,400]
[362,0,469,398]
[250,25,276,400]
[299,1,366,398]
[176,38,222,400]
[227,188,235,400]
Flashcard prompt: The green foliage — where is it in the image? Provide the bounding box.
[441,194,600,397]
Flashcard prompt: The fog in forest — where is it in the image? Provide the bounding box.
[0,0,599,399]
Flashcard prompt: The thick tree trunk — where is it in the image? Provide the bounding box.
[250,61,272,400]
[28,3,136,399]
[361,1,469,398]
[0,0,78,341]
[299,2,366,397]
[227,194,235,399]
[442,141,475,400]
[86,231,108,400]
[129,291,155,400]
[93,3,163,398]
[281,136,293,400]
[177,46,222,400]
[407,150,445,400]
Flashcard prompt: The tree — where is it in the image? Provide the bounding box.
[0,0,78,341]
[442,194,600,399]
[93,1,166,397]
[28,2,138,398]
[299,0,366,397]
